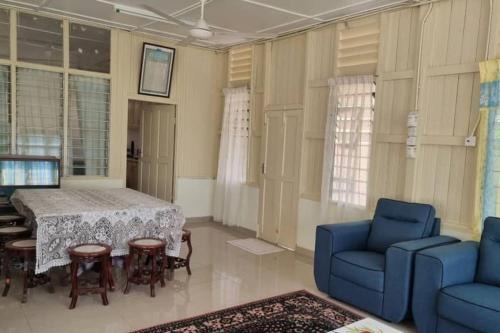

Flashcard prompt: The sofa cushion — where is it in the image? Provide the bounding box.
[331,251,385,292]
[366,198,436,253]
[438,283,500,333]
[476,217,500,287]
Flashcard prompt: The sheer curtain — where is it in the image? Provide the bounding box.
[16,68,63,157]
[68,75,110,176]
[320,75,375,222]
[213,87,250,226]
[0,65,9,154]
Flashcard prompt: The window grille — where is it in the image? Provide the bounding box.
[67,75,110,176]
[16,68,63,158]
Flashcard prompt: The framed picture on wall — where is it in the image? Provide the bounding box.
[138,43,175,98]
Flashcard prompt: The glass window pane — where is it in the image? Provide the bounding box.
[0,65,9,154]
[0,159,59,186]
[68,75,110,176]
[70,23,110,73]
[17,12,63,67]
[0,8,9,59]
[16,68,63,157]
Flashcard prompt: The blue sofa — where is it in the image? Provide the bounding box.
[314,198,458,323]
[413,217,500,333]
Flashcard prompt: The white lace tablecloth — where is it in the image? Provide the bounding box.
[11,188,185,274]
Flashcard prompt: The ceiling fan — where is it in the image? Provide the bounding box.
[139,0,274,46]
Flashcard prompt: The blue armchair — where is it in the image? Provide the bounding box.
[314,198,458,323]
[413,217,500,333]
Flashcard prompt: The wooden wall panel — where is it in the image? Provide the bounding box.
[413,0,488,237]
[266,35,306,108]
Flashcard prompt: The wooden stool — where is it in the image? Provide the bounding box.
[68,244,112,310]
[168,229,193,275]
[0,226,32,275]
[2,238,52,303]
[0,214,25,227]
[124,238,166,297]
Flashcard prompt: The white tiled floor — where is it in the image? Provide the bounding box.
[0,222,416,333]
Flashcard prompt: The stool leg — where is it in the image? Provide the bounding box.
[150,252,156,297]
[69,260,79,309]
[2,250,11,297]
[21,254,29,303]
[124,252,132,295]
[100,256,109,306]
[186,236,193,276]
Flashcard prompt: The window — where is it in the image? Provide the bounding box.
[70,23,110,73]
[329,75,375,207]
[16,68,63,157]
[17,12,63,66]
[0,65,9,154]
[0,8,9,59]
[67,75,110,176]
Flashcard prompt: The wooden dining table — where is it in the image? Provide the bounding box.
[11,188,185,274]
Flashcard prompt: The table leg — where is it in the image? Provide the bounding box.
[150,252,156,297]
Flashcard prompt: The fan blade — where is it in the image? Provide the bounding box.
[140,4,192,28]
[176,35,196,46]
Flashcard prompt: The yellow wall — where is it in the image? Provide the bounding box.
[111,31,227,185]
[235,0,500,249]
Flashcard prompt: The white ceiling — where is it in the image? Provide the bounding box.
[0,0,410,49]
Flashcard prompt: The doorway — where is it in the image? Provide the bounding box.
[126,100,176,203]
[259,110,302,250]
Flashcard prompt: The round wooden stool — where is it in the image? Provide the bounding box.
[0,214,25,227]
[124,238,166,297]
[68,244,112,310]
[167,229,193,275]
[2,238,52,303]
[0,226,32,275]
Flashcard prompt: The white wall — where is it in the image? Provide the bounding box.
[175,178,215,218]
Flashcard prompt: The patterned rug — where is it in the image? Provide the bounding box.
[133,290,363,333]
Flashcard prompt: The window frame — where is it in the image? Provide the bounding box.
[0,8,112,178]
[329,76,375,208]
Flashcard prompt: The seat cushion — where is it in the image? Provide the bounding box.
[366,198,436,253]
[331,251,385,292]
[476,217,500,287]
[438,283,500,333]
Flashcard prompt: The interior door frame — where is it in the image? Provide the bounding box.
[131,99,177,203]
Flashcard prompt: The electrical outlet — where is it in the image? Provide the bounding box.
[465,136,476,147]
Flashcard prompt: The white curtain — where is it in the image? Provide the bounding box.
[213,87,250,226]
[320,75,375,221]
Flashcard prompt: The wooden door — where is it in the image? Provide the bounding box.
[139,104,176,202]
[259,110,302,249]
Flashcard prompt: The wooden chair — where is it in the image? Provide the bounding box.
[68,244,113,310]
[2,238,53,303]
[167,229,193,275]
[124,238,166,297]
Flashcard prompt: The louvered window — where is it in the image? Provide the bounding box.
[337,18,380,75]
[16,68,63,157]
[228,46,252,85]
[67,75,110,176]
[0,65,9,154]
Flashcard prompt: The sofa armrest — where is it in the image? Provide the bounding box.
[412,241,479,333]
[314,220,371,293]
[382,236,459,323]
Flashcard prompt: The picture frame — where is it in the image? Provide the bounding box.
[138,43,176,98]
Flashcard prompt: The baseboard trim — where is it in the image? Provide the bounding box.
[186,216,213,224]
[296,246,314,259]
